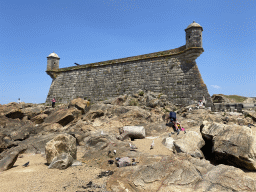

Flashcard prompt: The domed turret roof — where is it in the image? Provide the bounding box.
[48,52,59,58]
[185,21,203,30]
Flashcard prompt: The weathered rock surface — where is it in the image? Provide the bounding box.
[44,108,78,126]
[21,105,45,119]
[48,152,73,170]
[118,126,145,140]
[82,134,131,164]
[31,113,48,124]
[5,108,24,119]
[201,121,256,170]
[107,153,256,192]
[1,92,256,191]
[21,133,61,154]
[84,110,104,120]
[162,137,175,151]
[43,123,63,132]
[68,98,90,114]
[0,146,27,172]
[173,131,205,158]
[45,134,77,164]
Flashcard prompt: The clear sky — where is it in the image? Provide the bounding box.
[1,0,255,104]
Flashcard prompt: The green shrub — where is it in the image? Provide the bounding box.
[130,99,138,106]
[139,91,144,96]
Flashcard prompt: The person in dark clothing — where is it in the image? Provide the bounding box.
[51,98,56,108]
[168,112,179,132]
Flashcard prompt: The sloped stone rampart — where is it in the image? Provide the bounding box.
[45,47,211,106]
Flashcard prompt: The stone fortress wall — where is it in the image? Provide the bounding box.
[45,21,212,106]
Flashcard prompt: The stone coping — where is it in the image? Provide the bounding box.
[46,46,204,73]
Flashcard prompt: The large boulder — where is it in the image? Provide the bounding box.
[118,126,145,140]
[21,105,45,119]
[31,113,48,124]
[0,146,27,172]
[68,98,90,114]
[201,121,256,170]
[45,134,77,164]
[82,134,129,163]
[162,137,175,151]
[173,131,205,158]
[44,108,78,126]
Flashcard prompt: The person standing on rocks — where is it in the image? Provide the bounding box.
[51,98,56,108]
[17,98,21,104]
[168,111,179,132]
[198,100,203,109]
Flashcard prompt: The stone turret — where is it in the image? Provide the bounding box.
[47,52,60,71]
[185,21,203,49]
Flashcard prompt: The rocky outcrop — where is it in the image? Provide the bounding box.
[5,108,24,119]
[45,134,77,164]
[68,98,90,114]
[201,121,256,170]
[31,113,48,124]
[21,105,45,119]
[21,133,61,154]
[173,131,205,158]
[84,110,104,120]
[0,146,27,172]
[43,123,63,132]
[44,108,79,126]
[1,92,256,191]
[107,153,256,192]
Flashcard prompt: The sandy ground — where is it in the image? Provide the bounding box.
[1,129,256,192]
[0,136,173,192]
[0,146,107,192]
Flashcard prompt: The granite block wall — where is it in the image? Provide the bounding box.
[45,50,212,106]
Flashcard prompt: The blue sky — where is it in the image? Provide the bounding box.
[1,0,255,104]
